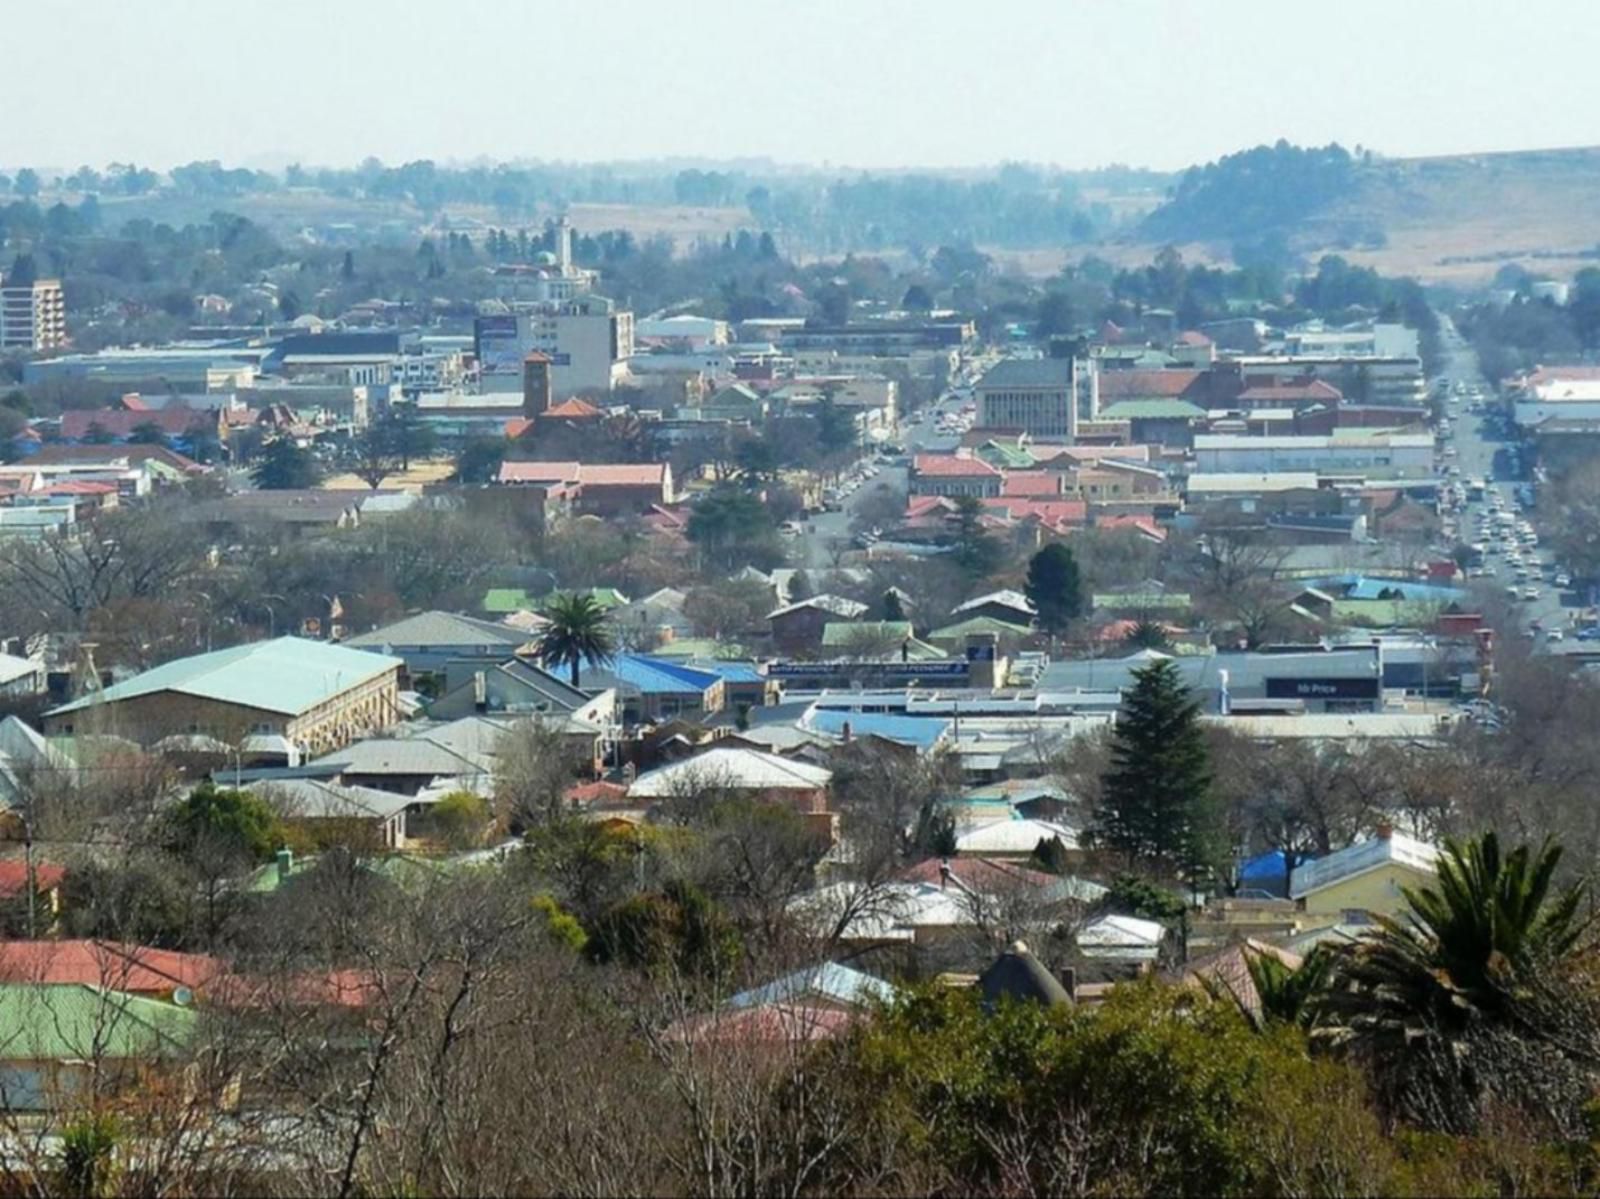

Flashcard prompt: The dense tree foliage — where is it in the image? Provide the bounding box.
[1142,140,1365,241]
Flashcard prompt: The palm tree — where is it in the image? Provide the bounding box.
[1122,618,1173,651]
[1242,943,1336,1030]
[534,592,616,687]
[1316,832,1590,1130]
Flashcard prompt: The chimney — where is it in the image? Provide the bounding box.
[1217,667,1231,716]
[1375,821,1394,841]
[473,670,487,711]
[841,720,852,743]
[938,858,952,890]
[522,353,552,419]
[275,847,294,884]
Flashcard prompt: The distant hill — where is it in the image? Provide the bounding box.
[1136,142,1600,286]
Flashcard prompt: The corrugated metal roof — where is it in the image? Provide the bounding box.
[1290,832,1438,898]
[344,610,531,650]
[628,747,831,798]
[48,637,402,718]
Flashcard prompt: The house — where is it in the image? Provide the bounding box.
[610,588,695,650]
[497,460,675,516]
[0,940,223,1000]
[0,654,45,699]
[43,637,403,760]
[767,595,869,655]
[950,589,1036,628]
[0,983,199,1111]
[954,818,1079,858]
[581,654,725,724]
[725,962,895,1012]
[343,611,534,684]
[628,747,832,827]
[1289,825,1438,926]
[242,778,420,850]
[427,657,614,725]
[1077,914,1165,963]
[306,728,496,797]
[909,452,1003,498]
[0,717,72,812]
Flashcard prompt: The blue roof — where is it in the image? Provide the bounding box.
[684,659,766,684]
[1313,575,1465,603]
[608,654,721,696]
[726,962,896,1010]
[807,709,951,751]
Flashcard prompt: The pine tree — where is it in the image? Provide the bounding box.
[1025,543,1083,636]
[881,589,906,622]
[1094,659,1221,881]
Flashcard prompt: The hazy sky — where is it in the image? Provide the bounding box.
[10,0,1600,173]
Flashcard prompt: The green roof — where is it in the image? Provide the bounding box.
[647,638,748,660]
[0,984,197,1060]
[927,615,1033,642]
[1097,399,1207,421]
[1328,599,1436,628]
[48,636,403,718]
[483,588,537,614]
[975,440,1037,469]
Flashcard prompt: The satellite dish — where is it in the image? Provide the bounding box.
[172,986,194,1007]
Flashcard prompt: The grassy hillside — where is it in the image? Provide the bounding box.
[1133,143,1600,286]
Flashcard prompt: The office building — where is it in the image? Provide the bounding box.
[0,277,66,352]
[976,358,1077,440]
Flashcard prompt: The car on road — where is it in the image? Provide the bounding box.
[779,520,802,538]
[1547,628,1565,642]
[1556,572,1572,588]
[1523,587,1542,601]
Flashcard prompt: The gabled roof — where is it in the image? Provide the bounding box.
[951,589,1036,618]
[245,777,416,821]
[544,397,604,419]
[0,941,220,994]
[727,962,895,1011]
[955,818,1079,855]
[344,610,532,651]
[1000,471,1063,498]
[1095,369,1203,400]
[628,747,832,798]
[598,653,722,697]
[912,453,1002,478]
[0,983,198,1059]
[47,637,403,718]
[1290,831,1438,899]
[819,620,914,647]
[1098,399,1207,420]
[767,595,869,621]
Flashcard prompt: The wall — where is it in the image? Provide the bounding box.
[1299,863,1435,925]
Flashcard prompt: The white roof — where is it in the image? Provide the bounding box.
[1185,472,1321,494]
[0,654,42,688]
[1290,831,1438,899]
[952,589,1036,617]
[627,747,832,798]
[1201,713,1444,741]
[1194,433,1432,450]
[792,881,972,941]
[955,818,1079,854]
[766,595,869,620]
[1078,913,1165,960]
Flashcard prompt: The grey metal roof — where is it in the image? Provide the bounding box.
[48,637,403,718]
[244,777,416,821]
[345,611,531,651]
[1037,645,1381,700]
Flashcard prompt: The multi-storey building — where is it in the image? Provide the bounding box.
[0,277,66,351]
[975,358,1077,440]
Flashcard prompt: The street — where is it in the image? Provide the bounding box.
[1433,318,1572,646]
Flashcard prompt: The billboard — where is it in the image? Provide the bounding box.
[1263,676,1380,701]
[474,315,526,378]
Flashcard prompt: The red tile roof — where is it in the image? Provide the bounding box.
[0,862,65,898]
[912,453,1001,478]
[0,939,222,993]
[544,398,604,419]
[1000,471,1063,498]
[1095,515,1168,541]
[498,461,665,488]
[61,408,215,440]
[982,498,1088,527]
[1235,379,1343,403]
[504,418,534,440]
[897,857,1059,891]
[1096,369,1204,400]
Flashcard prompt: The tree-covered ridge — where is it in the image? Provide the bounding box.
[1141,140,1364,240]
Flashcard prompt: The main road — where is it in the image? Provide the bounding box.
[1433,317,1570,644]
